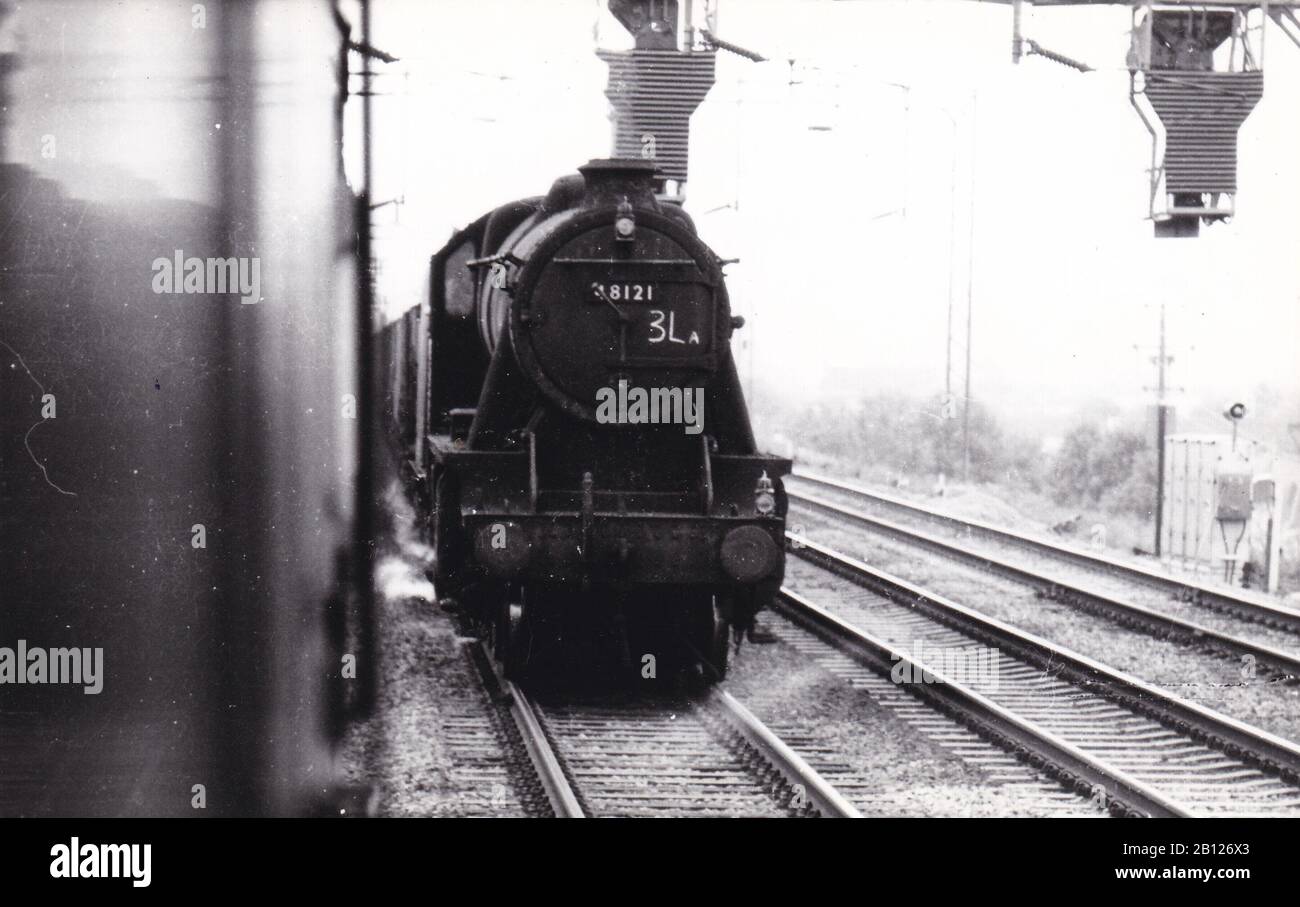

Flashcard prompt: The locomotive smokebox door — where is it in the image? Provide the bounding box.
[507,159,730,422]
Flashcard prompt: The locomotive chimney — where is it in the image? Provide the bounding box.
[578,158,660,209]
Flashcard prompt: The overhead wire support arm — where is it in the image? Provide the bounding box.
[348,40,400,64]
[1010,0,1092,71]
[699,28,768,62]
[1271,7,1300,49]
[1023,38,1094,71]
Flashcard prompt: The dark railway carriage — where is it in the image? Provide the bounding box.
[0,0,367,816]
[384,303,428,458]
[418,159,790,681]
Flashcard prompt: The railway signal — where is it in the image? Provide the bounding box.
[598,0,717,199]
[1002,1,1300,236]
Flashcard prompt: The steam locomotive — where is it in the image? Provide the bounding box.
[386,158,790,682]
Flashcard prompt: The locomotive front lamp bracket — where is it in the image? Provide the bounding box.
[754,471,776,516]
[614,200,637,242]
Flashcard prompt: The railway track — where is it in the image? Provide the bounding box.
[470,643,861,818]
[783,534,1300,816]
[789,470,1300,635]
[418,643,561,817]
[736,614,1111,817]
[788,472,1300,678]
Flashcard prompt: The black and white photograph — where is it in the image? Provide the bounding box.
[1,0,1298,884]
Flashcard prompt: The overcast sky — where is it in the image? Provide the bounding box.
[8,0,1296,434]
[353,0,1299,433]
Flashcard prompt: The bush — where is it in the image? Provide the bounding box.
[1049,421,1154,516]
[761,389,1160,525]
[765,392,1030,486]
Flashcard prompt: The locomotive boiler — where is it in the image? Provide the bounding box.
[412,158,789,682]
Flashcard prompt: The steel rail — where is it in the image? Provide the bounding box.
[789,486,1300,678]
[790,469,1300,634]
[773,586,1191,817]
[471,644,586,818]
[709,688,863,818]
[472,643,858,817]
[787,533,1300,785]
